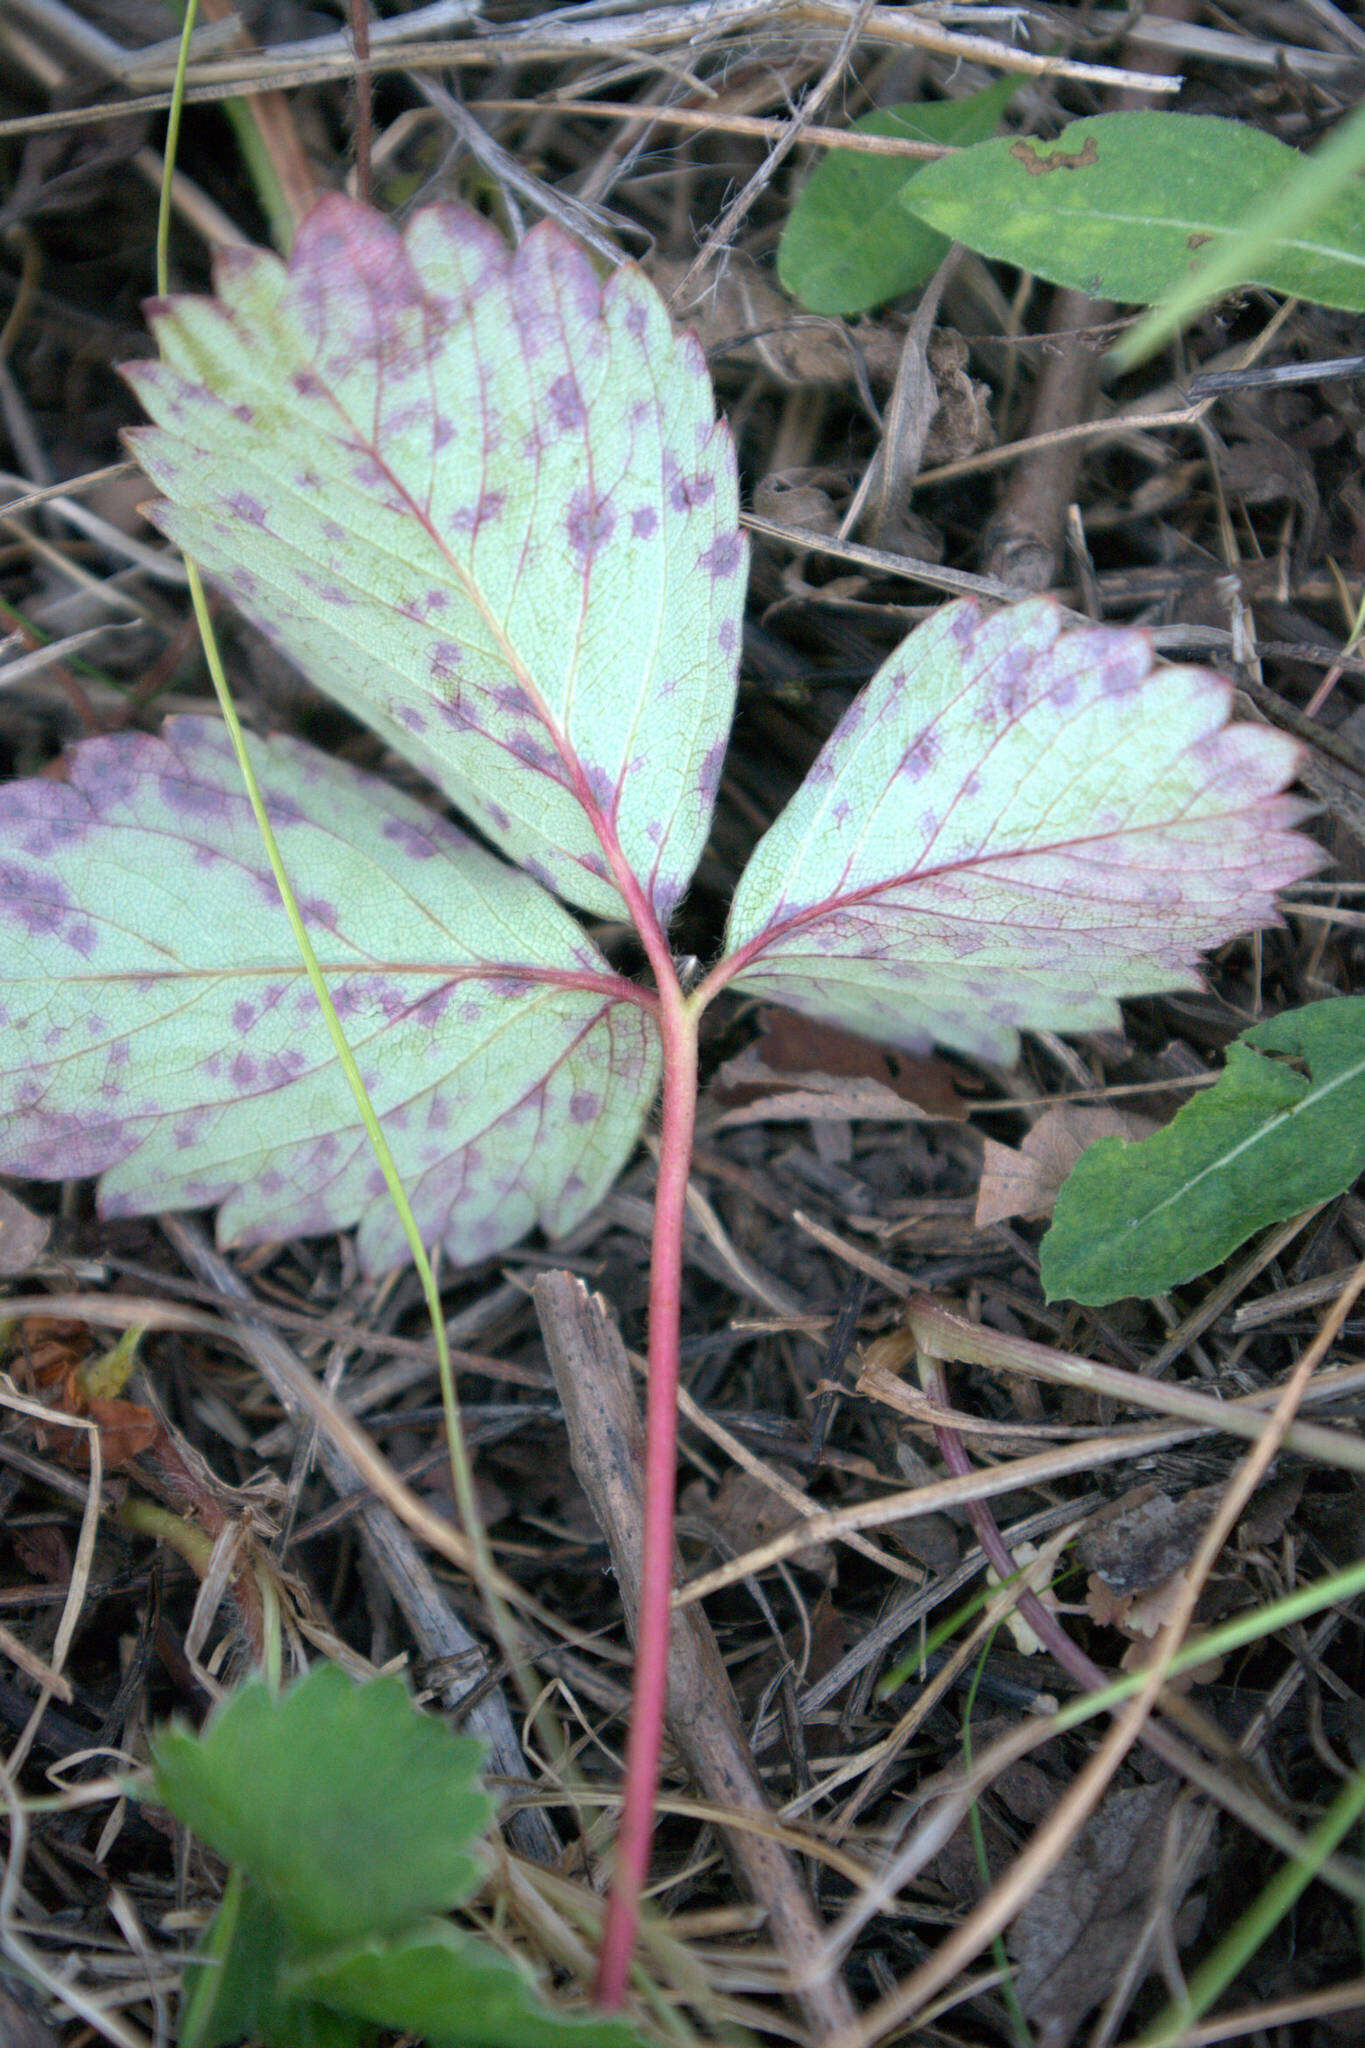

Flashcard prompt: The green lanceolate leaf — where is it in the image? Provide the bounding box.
[1041,996,1365,1305]
[777,79,1017,315]
[899,111,1365,311]
[297,1925,649,2048]
[150,1667,490,1953]
[125,196,745,922]
[0,719,658,1273]
[723,599,1320,1065]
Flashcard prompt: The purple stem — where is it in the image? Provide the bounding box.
[920,1357,1108,1692]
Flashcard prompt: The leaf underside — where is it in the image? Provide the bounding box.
[724,599,1320,1066]
[0,720,658,1274]
[124,195,745,923]
[901,112,1365,311]
[1041,996,1365,1304]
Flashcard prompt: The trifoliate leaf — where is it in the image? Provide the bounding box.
[150,1668,490,1954]
[777,80,1017,315]
[124,195,744,923]
[899,112,1365,312]
[297,1924,650,2048]
[0,719,658,1274]
[723,599,1319,1065]
[1041,996,1365,1303]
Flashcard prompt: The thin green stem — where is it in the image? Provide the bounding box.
[155,0,197,295]
[157,7,524,1724]
[182,565,522,1694]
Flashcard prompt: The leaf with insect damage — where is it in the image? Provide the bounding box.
[723,599,1319,1065]
[123,196,744,925]
[0,720,658,1274]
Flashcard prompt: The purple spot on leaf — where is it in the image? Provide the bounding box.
[665,455,714,513]
[429,640,464,675]
[450,491,505,537]
[698,739,726,802]
[381,816,438,859]
[699,532,742,579]
[158,772,230,820]
[263,1049,307,1087]
[566,487,615,562]
[396,705,428,734]
[225,492,268,527]
[584,764,614,809]
[548,373,585,430]
[900,731,940,779]
[632,506,657,540]
[569,1091,599,1124]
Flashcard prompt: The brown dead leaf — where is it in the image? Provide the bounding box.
[1078,1486,1221,1599]
[0,1187,49,1274]
[682,1464,835,1579]
[975,1105,1157,1229]
[721,1008,972,1117]
[921,328,995,467]
[1009,1780,1205,2046]
[751,467,844,537]
[649,253,905,387]
[10,1315,159,1472]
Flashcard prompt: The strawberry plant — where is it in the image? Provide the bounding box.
[0,195,1321,2004]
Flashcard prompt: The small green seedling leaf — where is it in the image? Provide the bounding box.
[155,1669,652,2048]
[150,1666,491,1952]
[724,599,1319,1065]
[899,112,1365,311]
[297,1925,649,2048]
[1041,996,1365,1305]
[0,719,658,1274]
[777,80,1017,315]
[125,195,745,922]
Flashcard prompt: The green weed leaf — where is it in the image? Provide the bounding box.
[723,599,1319,1065]
[125,196,744,921]
[777,81,1016,315]
[900,112,1365,310]
[1041,996,1365,1304]
[297,1924,649,2048]
[0,719,658,1273]
[150,1667,491,1951]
